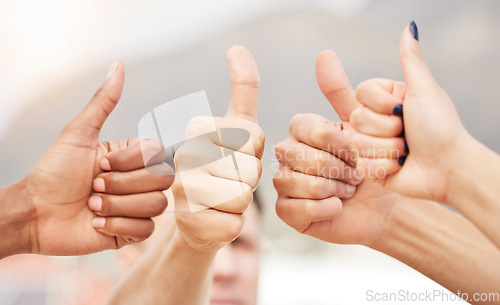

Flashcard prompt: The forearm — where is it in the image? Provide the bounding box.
[0,177,35,259]
[447,135,500,247]
[372,197,500,303]
[108,221,216,305]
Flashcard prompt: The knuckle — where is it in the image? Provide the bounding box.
[372,97,386,112]
[355,80,370,95]
[356,79,377,96]
[274,141,293,164]
[289,113,315,134]
[254,160,262,185]
[274,197,288,220]
[351,134,362,150]
[243,188,254,206]
[303,200,317,222]
[241,122,265,157]
[243,158,261,188]
[158,174,174,190]
[226,215,244,242]
[317,154,335,177]
[234,189,254,213]
[310,126,328,147]
[389,117,403,135]
[249,123,264,141]
[274,142,285,161]
[173,144,196,167]
[289,113,304,130]
[272,168,287,191]
[308,177,325,198]
[350,107,366,130]
[141,138,164,157]
[186,116,211,137]
[254,129,266,155]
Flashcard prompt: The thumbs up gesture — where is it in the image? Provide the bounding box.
[350,22,470,203]
[0,62,173,258]
[350,22,500,247]
[172,46,265,253]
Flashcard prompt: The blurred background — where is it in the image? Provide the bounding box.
[1,0,499,304]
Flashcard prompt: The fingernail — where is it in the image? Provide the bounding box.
[100,158,111,171]
[93,177,105,192]
[92,217,106,229]
[106,61,118,80]
[403,140,409,154]
[89,196,102,212]
[410,21,419,41]
[393,104,403,116]
[397,156,407,166]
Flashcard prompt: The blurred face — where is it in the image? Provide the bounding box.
[210,203,261,305]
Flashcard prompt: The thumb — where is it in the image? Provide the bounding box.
[225,45,260,123]
[316,50,360,122]
[399,21,437,92]
[67,61,125,138]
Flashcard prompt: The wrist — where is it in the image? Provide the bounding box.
[369,196,430,266]
[173,228,218,259]
[445,134,497,210]
[0,177,37,259]
[369,197,401,253]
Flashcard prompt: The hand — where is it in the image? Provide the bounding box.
[4,62,173,257]
[172,46,264,252]
[274,51,401,246]
[350,22,472,203]
[87,138,174,248]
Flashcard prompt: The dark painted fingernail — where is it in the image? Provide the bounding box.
[410,21,419,41]
[397,156,407,166]
[393,104,403,116]
[403,140,409,154]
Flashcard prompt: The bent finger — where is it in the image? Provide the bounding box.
[273,166,356,199]
[275,139,362,185]
[275,196,343,233]
[356,157,402,180]
[350,106,403,137]
[92,217,155,245]
[351,134,407,159]
[94,166,174,195]
[355,79,406,115]
[89,191,168,218]
[101,139,166,172]
[289,113,356,166]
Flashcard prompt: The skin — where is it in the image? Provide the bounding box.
[106,45,263,305]
[274,46,500,304]
[350,25,500,248]
[108,204,261,305]
[211,206,260,305]
[0,62,173,259]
